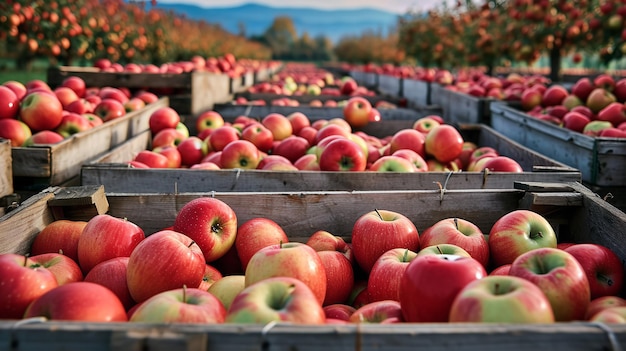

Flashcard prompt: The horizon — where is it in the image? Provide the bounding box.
[154,0,452,14]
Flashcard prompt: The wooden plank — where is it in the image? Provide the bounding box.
[236,92,404,107]
[80,124,582,194]
[0,139,13,197]
[0,191,55,254]
[442,89,491,125]
[403,78,432,107]
[47,185,109,221]
[377,75,403,97]
[48,66,193,89]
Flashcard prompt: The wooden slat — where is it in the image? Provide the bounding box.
[0,191,56,254]
[0,139,13,197]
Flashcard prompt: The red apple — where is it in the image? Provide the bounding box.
[317,250,354,306]
[343,96,372,128]
[149,107,180,135]
[152,127,187,148]
[0,85,20,119]
[173,197,238,263]
[177,136,208,167]
[367,248,418,302]
[287,111,311,134]
[425,124,464,163]
[0,253,59,319]
[29,253,83,286]
[482,156,523,173]
[61,76,86,98]
[235,217,289,271]
[541,84,569,107]
[587,88,617,114]
[24,281,127,321]
[562,111,591,132]
[56,112,92,137]
[262,113,292,141]
[586,296,626,320]
[126,230,206,303]
[597,102,626,126]
[399,254,487,322]
[509,247,590,321]
[226,276,326,324]
[196,110,225,133]
[54,86,79,109]
[412,116,441,135]
[133,150,169,168]
[241,122,274,152]
[0,119,32,146]
[351,209,420,273]
[420,217,489,268]
[83,257,135,310]
[319,138,367,171]
[19,91,64,131]
[564,243,624,299]
[349,300,404,323]
[572,77,595,102]
[488,209,557,267]
[208,125,241,152]
[30,219,87,263]
[77,214,145,274]
[389,128,426,157]
[323,303,356,321]
[130,286,226,323]
[220,139,260,169]
[93,98,126,122]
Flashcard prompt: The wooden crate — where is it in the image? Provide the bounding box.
[234,92,406,107]
[12,98,168,194]
[47,66,231,115]
[440,88,493,125]
[403,78,432,107]
[2,183,626,350]
[430,82,448,107]
[377,74,403,97]
[80,123,580,193]
[0,139,12,199]
[349,70,378,89]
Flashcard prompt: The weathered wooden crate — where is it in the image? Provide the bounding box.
[491,102,626,211]
[377,74,403,97]
[2,183,626,350]
[403,78,433,107]
[349,70,378,89]
[12,98,167,194]
[440,88,493,125]
[80,122,580,193]
[0,139,12,199]
[430,82,448,107]
[47,66,231,115]
[235,92,405,107]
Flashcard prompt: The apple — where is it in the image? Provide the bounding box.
[245,242,327,305]
[297,125,318,145]
[287,111,311,135]
[400,254,487,322]
[226,276,326,324]
[3,80,27,101]
[597,102,626,126]
[594,73,616,91]
[54,86,79,109]
[564,243,624,299]
[488,209,557,267]
[173,197,238,263]
[61,76,86,98]
[149,107,180,135]
[367,248,418,303]
[351,209,420,273]
[23,281,127,322]
[349,300,403,324]
[129,286,226,324]
[420,217,489,268]
[177,136,208,167]
[589,306,626,323]
[133,150,169,168]
[390,149,428,172]
[412,116,441,135]
[425,124,464,163]
[324,303,356,321]
[262,113,292,141]
[99,86,129,103]
[196,110,224,133]
[208,125,241,152]
[197,264,223,291]
[572,77,595,102]
[614,78,626,102]
[562,111,591,133]
[368,155,417,172]
[235,217,289,271]
[135,91,159,104]
[587,88,617,114]
[126,230,205,303]
[541,84,569,107]
[84,113,103,128]
[21,130,64,146]
[294,153,320,171]
[389,128,426,157]
[598,127,626,138]
[272,135,311,164]
[123,97,146,112]
[319,138,367,171]
[207,275,246,311]
[56,113,92,138]
[509,247,591,322]
[83,257,135,310]
[585,296,626,320]
[520,87,543,111]
[19,91,64,131]
[481,156,523,173]
[449,275,555,323]
[77,214,145,274]
[153,145,182,168]
[306,230,352,262]
[0,85,20,119]
[583,120,613,137]
[256,154,292,170]
[0,119,32,146]
[241,122,274,152]
[30,219,87,263]
[0,253,59,319]
[65,98,95,115]
[220,139,260,169]
[29,253,83,285]
[343,96,372,128]
[314,123,351,144]
[152,127,187,148]
[93,98,126,122]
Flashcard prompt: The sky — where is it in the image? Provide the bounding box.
[156,0,450,14]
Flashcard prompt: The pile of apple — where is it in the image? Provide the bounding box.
[1,194,623,325]
[442,70,550,101]
[519,73,626,138]
[0,76,160,147]
[131,97,523,173]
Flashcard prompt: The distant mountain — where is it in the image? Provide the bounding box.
[153,2,400,42]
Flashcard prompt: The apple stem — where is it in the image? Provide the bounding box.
[403,249,409,262]
[454,218,459,230]
[23,253,29,267]
[182,284,187,302]
[436,246,443,255]
[374,209,382,220]
[598,273,615,287]
[188,241,196,248]
[58,249,64,255]
[280,240,283,248]
[494,283,500,295]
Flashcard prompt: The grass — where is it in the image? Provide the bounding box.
[0,57,49,84]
